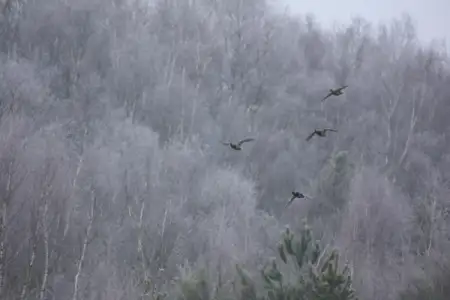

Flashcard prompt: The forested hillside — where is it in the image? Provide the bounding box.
[0,0,449,299]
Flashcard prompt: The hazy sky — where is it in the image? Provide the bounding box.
[278,0,449,50]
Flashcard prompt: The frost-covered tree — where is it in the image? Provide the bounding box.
[0,0,449,299]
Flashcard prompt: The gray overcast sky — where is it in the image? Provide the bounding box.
[277,0,449,50]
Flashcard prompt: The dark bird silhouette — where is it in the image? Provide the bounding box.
[285,191,309,208]
[321,85,348,102]
[221,138,255,150]
[306,128,337,141]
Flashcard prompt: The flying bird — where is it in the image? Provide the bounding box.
[221,138,255,150]
[321,85,348,102]
[285,191,309,208]
[306,128,337,141]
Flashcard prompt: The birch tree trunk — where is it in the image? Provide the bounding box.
[72,190,96,300]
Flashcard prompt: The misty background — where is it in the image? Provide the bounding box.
[0,0,449,299]
[279,0,450,50]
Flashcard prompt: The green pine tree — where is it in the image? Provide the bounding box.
[236,223,358,300]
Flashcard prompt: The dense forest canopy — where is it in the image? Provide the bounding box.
[0,0,449,299]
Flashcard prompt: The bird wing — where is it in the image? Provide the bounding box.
[321,92,332,102]
[324,128,337,133]
[221,142,230,146]
[285,195,296,208]
[337,85,348,92]
[305,131,316,141]
[238,138,255,146]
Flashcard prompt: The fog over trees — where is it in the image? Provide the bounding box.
[0,0,449,299]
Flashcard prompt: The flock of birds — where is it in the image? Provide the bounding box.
[221,85,349,208]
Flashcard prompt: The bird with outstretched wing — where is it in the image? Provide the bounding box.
[305,128,337,141]
[321,85,348,102]
[222,138,255,150]
[285,191,311,208]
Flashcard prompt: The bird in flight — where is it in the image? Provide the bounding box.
[221,138,255,150]
[321,85,348,102]
[285,191,310,208]
[305,128,337,141]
